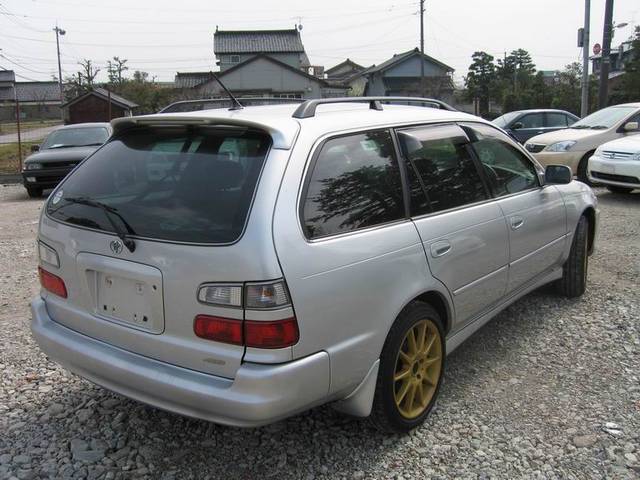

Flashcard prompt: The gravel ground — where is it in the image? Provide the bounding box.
[0,184,638,480]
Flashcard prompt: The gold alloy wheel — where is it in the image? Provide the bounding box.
[393,319,442,419]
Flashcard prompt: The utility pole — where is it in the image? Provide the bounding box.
[581,0,590,117]
[598,0,614,109]
[53,25,65,120]
[419,0,425,97]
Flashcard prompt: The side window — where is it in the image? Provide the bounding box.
[302,130,405,239]
[398,124,488,215]
[467,123,539,196]
[519,113,544,129]
[546,112,568,128]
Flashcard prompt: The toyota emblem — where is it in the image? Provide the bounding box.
[110,239,124,254]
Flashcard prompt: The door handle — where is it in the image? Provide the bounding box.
[510,216,524,230]
[430,240,451,258]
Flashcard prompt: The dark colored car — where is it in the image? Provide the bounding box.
[493,109,579,143]
[22,123,112,197]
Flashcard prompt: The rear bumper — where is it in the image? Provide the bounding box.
[30,297,331,427]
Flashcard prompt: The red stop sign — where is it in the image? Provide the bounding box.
[593,43,602,55]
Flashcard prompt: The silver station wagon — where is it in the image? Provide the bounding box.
[31,97,598,432]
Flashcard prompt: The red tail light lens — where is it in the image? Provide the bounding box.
[194,315,243,345]
[38,267,67,298]
[244,318,299,349]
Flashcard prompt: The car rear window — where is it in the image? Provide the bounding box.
[46,126,271,244]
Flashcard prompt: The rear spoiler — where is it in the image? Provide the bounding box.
[111,115,299,150]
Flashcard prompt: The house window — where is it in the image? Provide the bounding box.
[272,93,303,99]
[230,55,240,64]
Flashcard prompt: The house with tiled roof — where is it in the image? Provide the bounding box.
[361,48,455,102]
[214,28,311,72]
[0,70,62,121]
[174,28,349,100]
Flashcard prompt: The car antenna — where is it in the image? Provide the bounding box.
[208,71,243,111]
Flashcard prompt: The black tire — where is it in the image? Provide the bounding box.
[26,187,42,198]
[371,302,445,433]
[577,152,596,186]
[557,215,589,298]
[607,186,634,194]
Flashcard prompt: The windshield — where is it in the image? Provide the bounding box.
[493,112,520,128]
[571,106,637,129]
[47,126,272,244]
[41,127,110,149]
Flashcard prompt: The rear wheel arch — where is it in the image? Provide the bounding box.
[406,290,452,336]
[581,207,596,255]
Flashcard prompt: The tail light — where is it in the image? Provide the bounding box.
[195,279,299,349]
[38,267,67,298]
[244,318,299,348]
[194,315,243,345]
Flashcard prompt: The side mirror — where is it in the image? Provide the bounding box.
[511,122,524,130]
[623,121,639,132]
[545,165,572,185]
[30,144,40,152]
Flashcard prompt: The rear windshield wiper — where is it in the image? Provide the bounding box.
[63,197,137,252]
[76,142,105,147]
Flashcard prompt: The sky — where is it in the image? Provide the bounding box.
[0,0,638,86]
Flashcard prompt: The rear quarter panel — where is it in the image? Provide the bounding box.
[272,128,450,397]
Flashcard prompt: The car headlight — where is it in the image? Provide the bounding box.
[545,141,577,152]
[24,163,43,170]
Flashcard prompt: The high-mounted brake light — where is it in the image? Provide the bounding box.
[38,267,67,298]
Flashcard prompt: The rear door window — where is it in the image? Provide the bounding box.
[47,126,271,244]
[398,124,488,215]
[545,112,569,128]
[301,130,405,239]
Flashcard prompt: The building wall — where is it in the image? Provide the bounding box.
[66,96,129,124]
[384,56,449,77]
[0,102,61,122]
[196,57,324,98]
[218,52,308,72]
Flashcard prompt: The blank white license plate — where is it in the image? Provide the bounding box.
[598,164,615,174]
[96,272,162,333]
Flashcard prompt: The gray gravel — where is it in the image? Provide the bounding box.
[0,184,638,480]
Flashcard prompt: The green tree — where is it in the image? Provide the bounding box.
[496,49,537,111]
[611,26,640,103]
[110,70,172,113]
[550,62,582,114]
[465,51,496,116]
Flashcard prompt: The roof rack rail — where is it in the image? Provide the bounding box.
[158,97,304,114]
[292,96,457,119]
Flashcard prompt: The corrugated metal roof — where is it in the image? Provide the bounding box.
[214,29,305,54]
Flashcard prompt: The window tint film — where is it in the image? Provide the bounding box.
[546,112,568,128]
[466,123,539,196]
[398,124,488,214]
[519,113,544,129]
[47,126,271,243]
[302,130,404,239]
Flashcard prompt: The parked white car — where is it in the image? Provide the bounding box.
[588,135,640,193]
[524,103,640,183]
